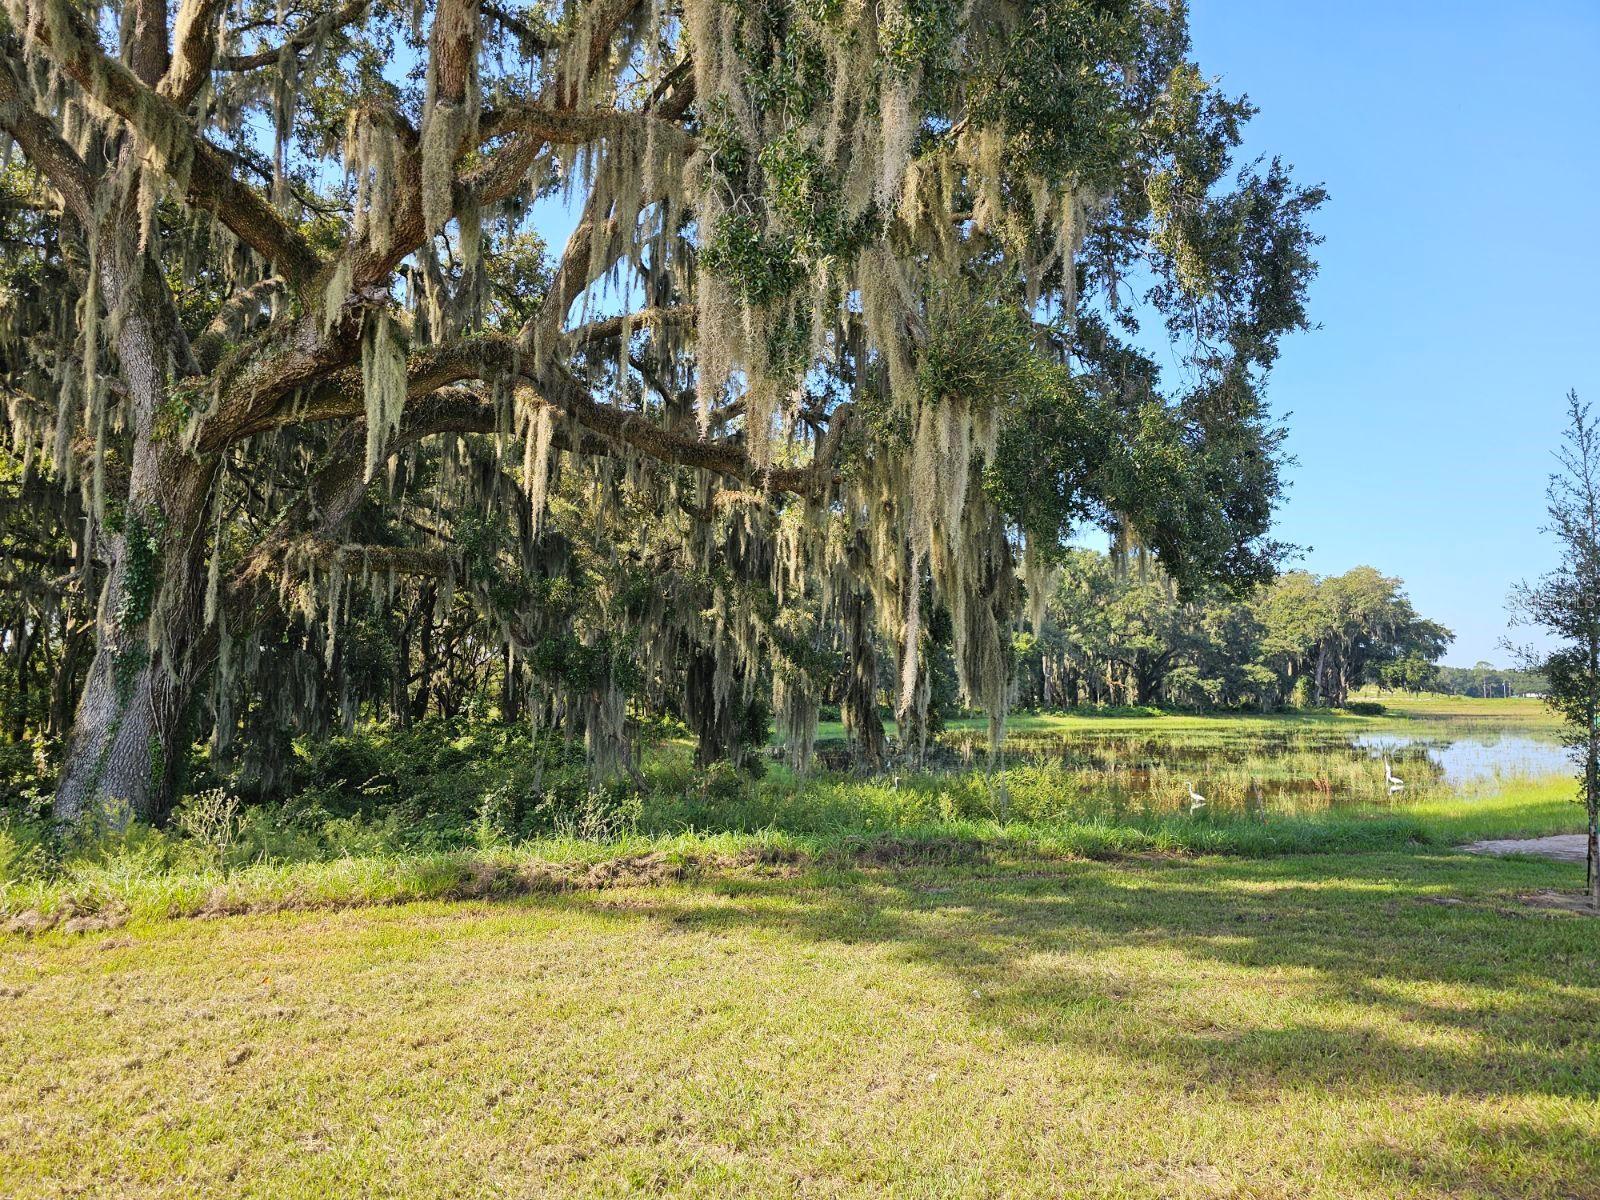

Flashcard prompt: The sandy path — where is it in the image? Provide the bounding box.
[1460,834,1589,864]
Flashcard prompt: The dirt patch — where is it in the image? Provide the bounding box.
[824,835,991,868]
[1517,889,1600,917]
[4,901,129,937]
[1414,892,1598,919]
[19,851,805,933]
[2,835,1122,934]
[1459,835,1589,865]
[500,850,801,895]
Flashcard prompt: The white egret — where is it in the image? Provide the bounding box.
[1383,757,1404,790]
[1186,781,1207,813]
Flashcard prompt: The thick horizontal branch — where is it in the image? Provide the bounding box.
[569,305,696,347]
[17,0,322,290]
[412,336,841,494]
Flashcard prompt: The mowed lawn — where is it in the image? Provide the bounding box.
[4,848,1598,1198]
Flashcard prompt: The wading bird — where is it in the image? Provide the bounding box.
[1383,757,1404,790]
[1186,782,1207,813]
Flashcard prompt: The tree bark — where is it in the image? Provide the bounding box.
[9,618,30,743]
[841,585,886,770]
[53,231,217,827]
[53,480,212,826]
[1587,731,1599,910]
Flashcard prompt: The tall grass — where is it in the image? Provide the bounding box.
[4,774,1581,932]
[5,700,1582,931]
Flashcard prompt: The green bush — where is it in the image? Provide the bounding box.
[0,741,54,819]
[0,814,56,888]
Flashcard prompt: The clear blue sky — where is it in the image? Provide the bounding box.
[1185,1,1599,665]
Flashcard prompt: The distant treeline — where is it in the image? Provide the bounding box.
[1014,550,1451,711]
[1428,664,1548,698]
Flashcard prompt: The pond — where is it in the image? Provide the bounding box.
[920,719,1576,813]
[1349,733,1573,789]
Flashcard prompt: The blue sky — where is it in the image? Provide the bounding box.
[1184,1,1600,664]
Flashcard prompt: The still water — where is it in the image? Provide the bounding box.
[927,720,1575,809]
[1349,734,1572,788]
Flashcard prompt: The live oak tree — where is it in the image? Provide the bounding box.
[0,0,1322,824]
[1013,550,1449,710]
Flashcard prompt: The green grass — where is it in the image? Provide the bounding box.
[2,776,1584,931]
[3,844,1596,1198]
[950,691,1567,737]
[4,698,1593,1197]
[803,692,1566,751]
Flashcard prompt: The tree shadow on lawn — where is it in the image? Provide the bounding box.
[544,848,1600,1105]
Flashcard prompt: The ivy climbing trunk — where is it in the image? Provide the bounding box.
[53,510,208,826]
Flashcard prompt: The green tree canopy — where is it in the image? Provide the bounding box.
[0,0,1322,822]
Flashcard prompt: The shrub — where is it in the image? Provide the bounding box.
[0,740,55,818]
[0,814,56,888]
[173,788,241,870]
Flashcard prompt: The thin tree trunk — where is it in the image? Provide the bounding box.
[841,582,886,770]
[10,618,30,743]
[1588,733,1599,910]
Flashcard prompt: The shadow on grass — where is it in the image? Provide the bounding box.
[532,848,1600,1106]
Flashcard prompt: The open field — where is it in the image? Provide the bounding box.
[4,698,1594,1198]
[4,841,1597,1198]
[944,692,1569,737]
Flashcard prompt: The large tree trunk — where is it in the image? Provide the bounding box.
[53,463,213,826]
[54,234,216,827]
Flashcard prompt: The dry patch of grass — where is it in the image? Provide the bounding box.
[2,847,806,936]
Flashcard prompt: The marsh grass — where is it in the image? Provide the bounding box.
[3,775,1581,932]
[2,697,1581,931]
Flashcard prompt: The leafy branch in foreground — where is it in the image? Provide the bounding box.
[1509,390,1600,907]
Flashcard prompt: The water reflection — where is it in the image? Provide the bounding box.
[1350,734,1572,788]
[916,721,1574,811]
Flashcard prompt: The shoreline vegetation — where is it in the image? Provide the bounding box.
[4,694,1584,935]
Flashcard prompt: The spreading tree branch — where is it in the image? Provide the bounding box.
[14,0,323,290]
